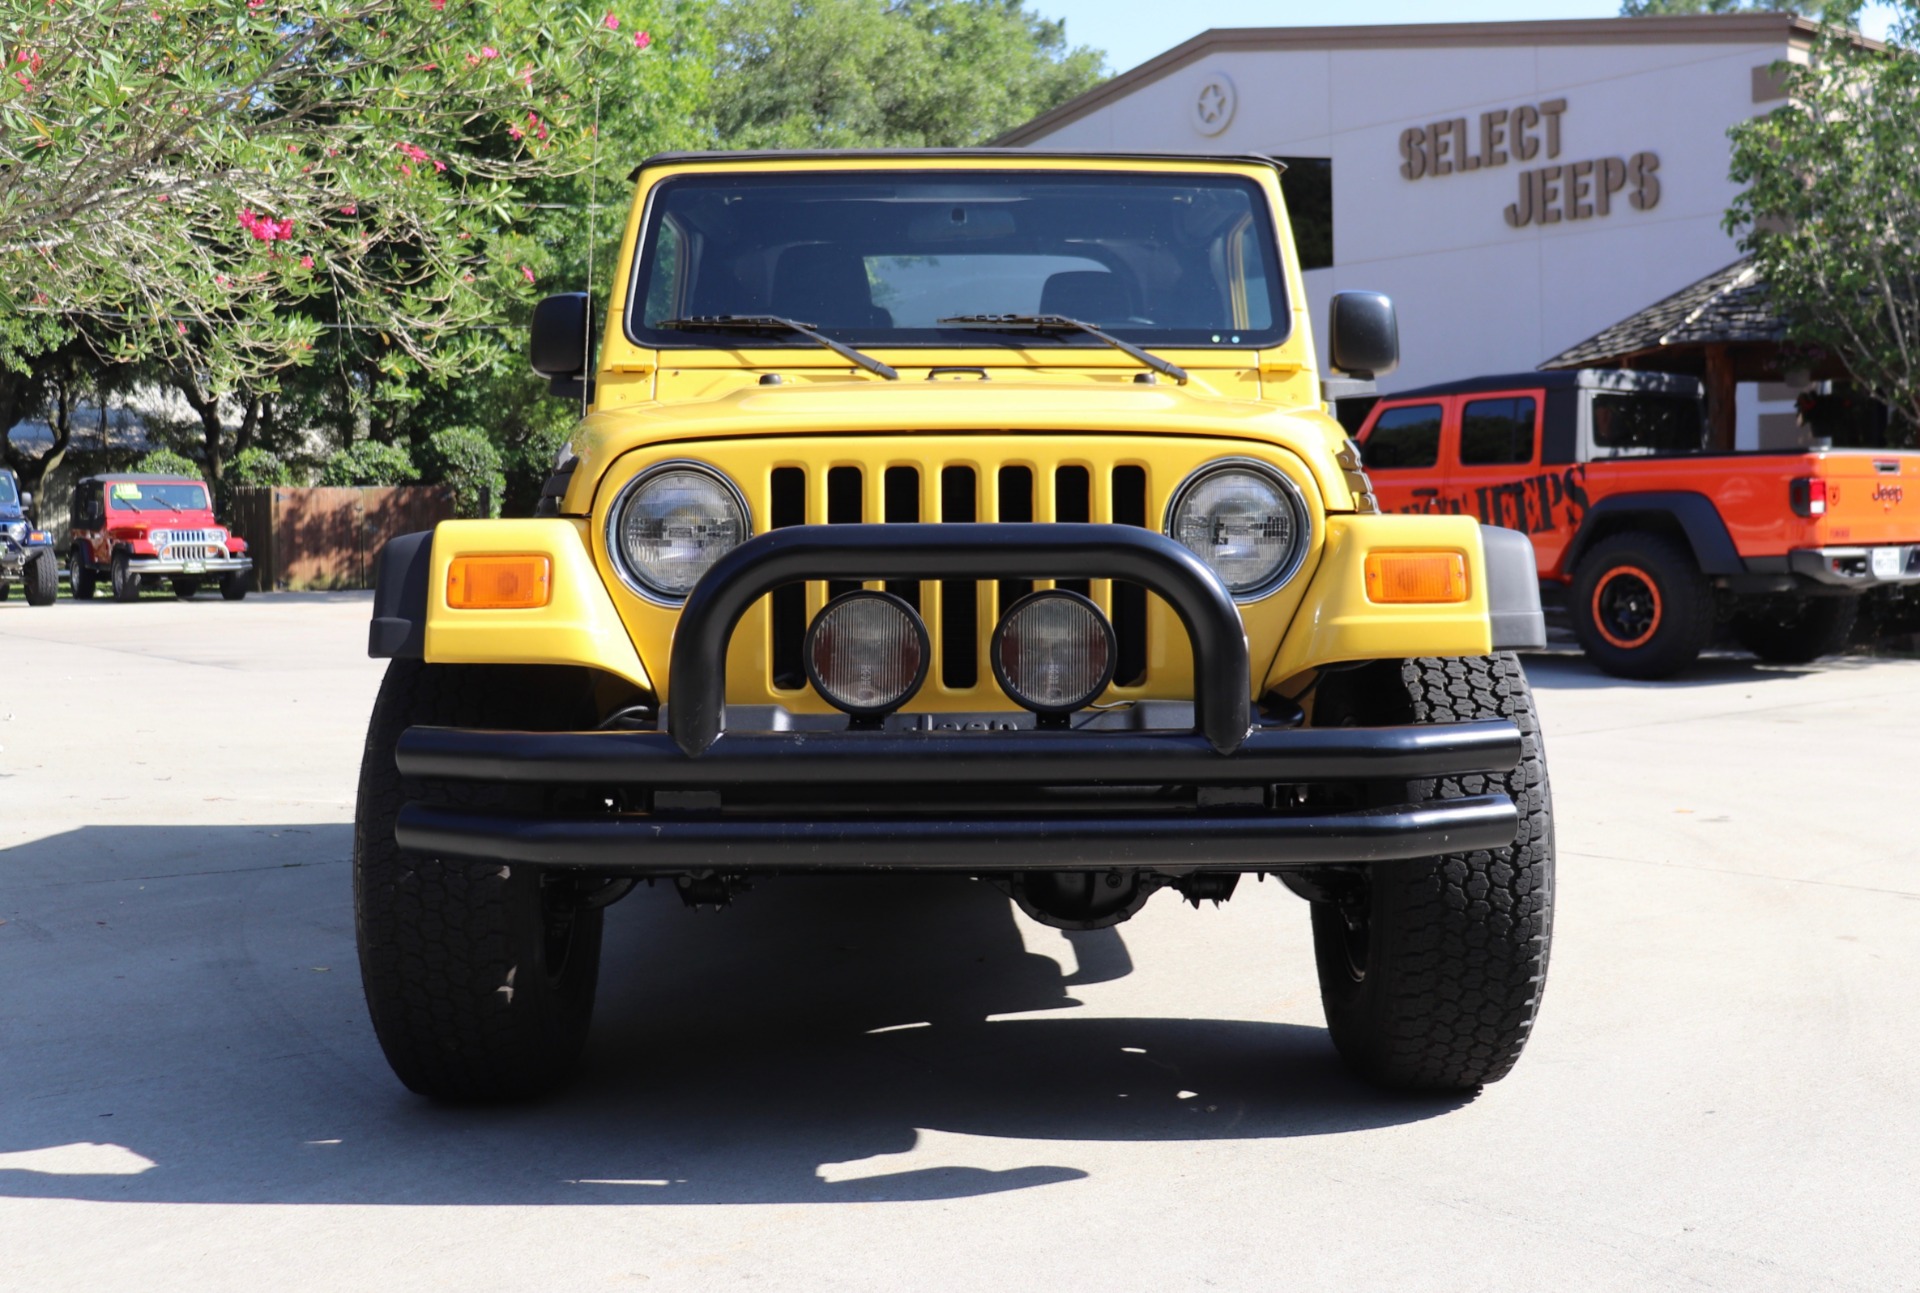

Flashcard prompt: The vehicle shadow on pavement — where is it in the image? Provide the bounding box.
[1518,649,1824,691]
[0,827,1466,1208]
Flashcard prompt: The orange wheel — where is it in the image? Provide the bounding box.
[1590,565,1663,650]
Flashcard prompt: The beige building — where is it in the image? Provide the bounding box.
[1001,14,1818,413]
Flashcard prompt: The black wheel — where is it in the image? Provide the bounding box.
[1568,532,1712,679]
[68,549,95,599]
[0,581,8,601]
[110,548,140,602]
[24,552,57,606]
[1732,596,1857,664]
[220,571,249,601]
[354,660,606,1101]
[1307,655,1554,1091]
[171,576,202,600]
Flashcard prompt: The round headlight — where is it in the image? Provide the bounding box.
[606,463,749,602]
[805,591,930,718]
[991,590,1117,715]
[1166,461,1309,600]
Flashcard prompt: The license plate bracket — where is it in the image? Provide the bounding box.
[1871,547,1903,580]
[184,560,206,575]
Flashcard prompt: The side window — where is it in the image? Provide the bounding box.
[1362,403,1443,469]
[1459,396,1538,466]
[641,216,685,327]
[1591,393,1705,456]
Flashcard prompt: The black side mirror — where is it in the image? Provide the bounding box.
[530,292,593,399]
[1328,291,1399,380]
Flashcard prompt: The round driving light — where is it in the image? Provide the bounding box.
[991,590,1117,715]
[607,462,749,602]
[804,591,930,718]
[1166,460,1309,600]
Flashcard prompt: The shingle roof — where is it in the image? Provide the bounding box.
[1541,258,1784,369]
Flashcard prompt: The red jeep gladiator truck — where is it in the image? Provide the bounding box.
[1355,369,1920,677]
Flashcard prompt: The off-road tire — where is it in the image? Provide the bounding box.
[0,581,8,600]
[219,571,249,601]
[110,548,140,602]
[1569,531,1712,679]
[68,549,95,599]
[24,551,56,605]
[1308,655,1554,1091]
[354,660,605,1101]
[1732,596,1857,664]
[171,576,202,600]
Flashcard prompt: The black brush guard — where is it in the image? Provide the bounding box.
[393,524,1521,874]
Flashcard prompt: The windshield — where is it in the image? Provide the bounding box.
[0,474,16,507]
[108,482,209,512]
[630,170,1288,350]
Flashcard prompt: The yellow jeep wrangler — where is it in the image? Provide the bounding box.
[356,150,1552,1101]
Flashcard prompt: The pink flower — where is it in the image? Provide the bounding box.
[479,46,498,59]
[176,322,187,334]
[519,66,534,87]
[602,12,617,29]
[300,255,313,269]
[508,125,524,141]
[433,159,446,172]
[400,163,413,177]
[634,30,649,49]
[340,204,357,215]
[430,0,444,8]
[246,0,264,9]
[521,266,535,284]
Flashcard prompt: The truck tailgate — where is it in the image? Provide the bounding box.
[1816,452,1917,547]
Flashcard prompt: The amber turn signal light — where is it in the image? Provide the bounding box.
[1364,551,1469,604]
[447,554,552,609]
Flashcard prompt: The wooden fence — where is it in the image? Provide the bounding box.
[230,485,455,591]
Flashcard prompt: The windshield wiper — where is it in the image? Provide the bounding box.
[937,314,1188,385]
[656,315,898,381]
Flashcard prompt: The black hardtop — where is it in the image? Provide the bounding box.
[1387,368,1703,402]
[628,148,1287,182]
[79,473,207,485]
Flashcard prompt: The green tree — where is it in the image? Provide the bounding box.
[1726,4,1920,437]
[321,439,418,485]
[133,448,201,478]
[227,447,296,487]
[712,0,1104,148]
[419,424,506,515]
[1620,1,1793,14]
[0,0,673,490]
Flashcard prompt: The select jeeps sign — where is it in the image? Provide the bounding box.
[1396,98,1660,228]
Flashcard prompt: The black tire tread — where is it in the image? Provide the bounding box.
[1312,654,1554,1091]
[353,660,603,1101]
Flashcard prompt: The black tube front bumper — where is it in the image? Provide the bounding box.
[390,523,1525,875]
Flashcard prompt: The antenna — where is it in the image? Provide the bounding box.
[581,84,601,423]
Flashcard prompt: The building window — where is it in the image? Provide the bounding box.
[1460,397,1538,465]
[1364,403,1442,468]
[1276,157,1332,271]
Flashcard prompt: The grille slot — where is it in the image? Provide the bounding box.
[1111,465,1149,686]
[939,466,979,688]
[757,454,1154,707]
[769,467,808,690]
[883,466,920,607]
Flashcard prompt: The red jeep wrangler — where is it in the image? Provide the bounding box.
[66,473,253,602]
[1355,369,1920,677]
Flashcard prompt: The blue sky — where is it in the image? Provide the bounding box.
[1032,2,1902,76]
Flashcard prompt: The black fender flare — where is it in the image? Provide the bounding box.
[1563,491,1743,577]
[369,531,433,659]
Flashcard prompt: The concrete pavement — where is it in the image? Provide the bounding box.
[2,594,1916,1290]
